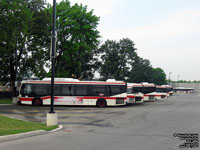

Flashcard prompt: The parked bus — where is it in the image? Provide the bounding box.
[127,83,144,104]
[132,83,167,101]
[140,83,158,101]
[173,87,194,93]
[18,78,127,107]
[156,85,169,99]
[166,85,173,96]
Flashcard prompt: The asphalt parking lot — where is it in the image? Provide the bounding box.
[0,101,143,125]
[1,93,200,150]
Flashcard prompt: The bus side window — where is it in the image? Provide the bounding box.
[61,85,71,96]
[35,84,48,96]
[71,85,88,96]
[110,85,121,95]
[133,87,142,93]
[90,85,109,96]
[54,85,61,96]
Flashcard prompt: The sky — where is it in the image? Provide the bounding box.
[47,0,200,81]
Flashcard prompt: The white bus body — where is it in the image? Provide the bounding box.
[156,85,169,99]
[166,85,173,96]
[18,78,127,107]
[127,83,144,104]
[173,87,194,93]
[132,82,167,101]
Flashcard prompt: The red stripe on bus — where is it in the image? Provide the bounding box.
[19,96,51,101]
[41,96,51,100]
[19,96,126,101]
[144,95,163,96]
[127,96,135,98]
[23,81,126,85]
[19,98,33,101]
[83,97,126,100]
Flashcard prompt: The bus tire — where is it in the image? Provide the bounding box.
[32,98,43,106]
[17,101,21,105]
[96,99,107,107]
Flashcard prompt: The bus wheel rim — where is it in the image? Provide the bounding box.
[99,101,105,107]
[35,99,41,105]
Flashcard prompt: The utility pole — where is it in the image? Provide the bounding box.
[47,0,57,126]
[168,72,172,85]
[178,75,180,87]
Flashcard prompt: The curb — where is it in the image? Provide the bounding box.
[0,104,15,106]
[0,125,63,142]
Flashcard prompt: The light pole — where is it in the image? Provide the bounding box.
[168,72,172,85]
[50,0,56,114]
[178,75,180,87]
[47,0,57,126]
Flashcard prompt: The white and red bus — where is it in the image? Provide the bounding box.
[173,87,194,93]
[132,82,167,101]
[127,83,144,104]
[166,85,173,96]
[156,85,170,99]
[18,78,127,107]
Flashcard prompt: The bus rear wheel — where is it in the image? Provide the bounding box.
[32,98,42,106]
[97,99,107,107]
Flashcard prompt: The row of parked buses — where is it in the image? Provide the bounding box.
[17,78,173,107]
[127,83,173,104]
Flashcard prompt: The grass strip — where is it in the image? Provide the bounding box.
[0,98,12,104]
[0,115,58,136]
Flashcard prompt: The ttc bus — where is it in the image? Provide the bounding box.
[132,83,168,101]
[127,83,144,104]
[173,87,194,93]
[156,85,170,99]
[18,78,127,107]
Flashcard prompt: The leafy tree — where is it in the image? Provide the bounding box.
[151,68,167,85]
[48,0,100,79]
[128,56,154,83]
[24,0,51,79]
[98,38,167,85]
[0,0,50,95]
[0,0,32,94]
[128,57,167,84]
[98,38,137,80]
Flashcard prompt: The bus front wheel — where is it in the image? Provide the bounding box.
[32,98,42,106]
[96,99,107,107]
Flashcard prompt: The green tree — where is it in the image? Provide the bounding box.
[24,0,51,79]
[0,0,32,94]
[128,57,167,84]
[151,68,167,85]
[0,0,50,95]
[98,38,138,80]
[49,0,100,79]
[128,56,154,83]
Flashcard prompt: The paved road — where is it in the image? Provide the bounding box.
[0,93,200,150]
